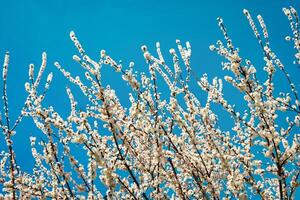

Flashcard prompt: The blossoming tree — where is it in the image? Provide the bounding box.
[0,7,299,200]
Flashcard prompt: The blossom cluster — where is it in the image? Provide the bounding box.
[0,7,299,200]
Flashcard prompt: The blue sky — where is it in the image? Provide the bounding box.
[0,0,299,197]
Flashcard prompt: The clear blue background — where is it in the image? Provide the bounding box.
[0,0,299,197]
